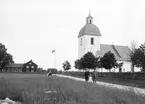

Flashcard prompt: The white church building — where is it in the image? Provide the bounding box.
[78,13,140,72]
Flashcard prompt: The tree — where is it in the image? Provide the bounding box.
[75,52,99,71]
[131,43,145,72]
[100,51,117,71]
[1,53,14,68]
[129,40,137,73]
[62,60,71,71]
[74,59,83,70]
[0,43,14,71]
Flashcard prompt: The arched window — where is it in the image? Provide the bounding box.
[90,20,92,24]
[91,38,94,45]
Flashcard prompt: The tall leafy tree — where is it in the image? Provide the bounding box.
[100,51,117,71]
[1,53,14,68]
[131,43,145,72]
[62,60,71,71]
[0,43,14,71]
[129,40,137,73]
[75,52,99,71]
[74,59,83,70]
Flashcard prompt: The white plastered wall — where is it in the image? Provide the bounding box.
[78,35,100,59]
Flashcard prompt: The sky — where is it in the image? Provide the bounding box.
[0,0,145,70]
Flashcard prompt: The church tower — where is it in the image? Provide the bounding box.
[78,13,101,58]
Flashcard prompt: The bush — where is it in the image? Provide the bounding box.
[60,71,145,80]
[57,70,63,74]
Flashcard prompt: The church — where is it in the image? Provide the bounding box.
[78,13,140,72]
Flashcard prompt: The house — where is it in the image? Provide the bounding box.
[78,13,140,72]
[3,64,23,72]
[3,60,38,72]
[23,60,38,72]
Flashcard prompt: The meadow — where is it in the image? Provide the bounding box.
[0,73,145,104]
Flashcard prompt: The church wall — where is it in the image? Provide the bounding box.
[116,61,140,72]
[78,36,86,59]
[134,67,141,72]
[97,61,132,72]
[78,35,100,58]
[117,61,131,72]
[84,35,100,55]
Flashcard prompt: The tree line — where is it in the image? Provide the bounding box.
[63,51,122,72]
[74,51,120,72]
[63,42,145,72]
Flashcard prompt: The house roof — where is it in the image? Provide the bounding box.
[97,44,131,61]
[4,60,38,69]
[25,60,38,66]
[5,63,24,68]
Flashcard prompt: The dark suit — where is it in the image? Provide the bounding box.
[84,71,90,82]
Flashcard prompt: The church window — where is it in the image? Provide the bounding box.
[90,20,92,24]
[91,38,94,45]
[80,38,82,46]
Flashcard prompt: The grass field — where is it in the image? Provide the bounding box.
[0,73,145,104]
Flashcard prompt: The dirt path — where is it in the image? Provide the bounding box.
[56,74,145,96]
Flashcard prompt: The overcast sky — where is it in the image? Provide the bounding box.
[0,0,145,70]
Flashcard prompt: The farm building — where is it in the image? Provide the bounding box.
[3,60,38,72]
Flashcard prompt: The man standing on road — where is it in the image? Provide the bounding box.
[84,70,90,82]
[92,70,97,83]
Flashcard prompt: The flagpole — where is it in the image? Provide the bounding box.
[52,50,56,69]
[54,51,56,69]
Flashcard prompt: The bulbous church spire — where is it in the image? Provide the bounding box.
[78,12,101,38]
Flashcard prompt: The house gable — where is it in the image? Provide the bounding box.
[24,60,38,67]
[23,60,38,72]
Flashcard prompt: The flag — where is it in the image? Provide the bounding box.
[52,50,55,53]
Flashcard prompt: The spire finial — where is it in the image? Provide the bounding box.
[87,10,92,18]
[86,10,93,24]
[89,10,91,16]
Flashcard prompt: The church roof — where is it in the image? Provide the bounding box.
[78,24,101,37]
[78,13,101,38]
[97,44,131,61]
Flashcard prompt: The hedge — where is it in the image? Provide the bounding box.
[60,71,145,80]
